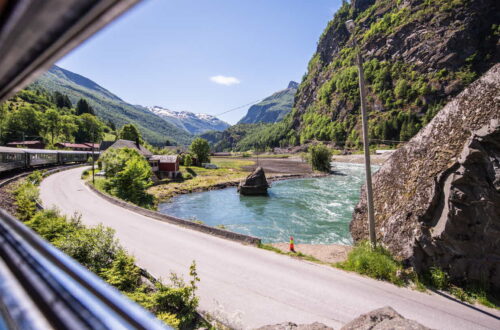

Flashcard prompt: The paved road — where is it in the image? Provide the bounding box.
[40,167,500,329]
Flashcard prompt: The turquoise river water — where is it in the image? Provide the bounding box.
[158,162,378,245]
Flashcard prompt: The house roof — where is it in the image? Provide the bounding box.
[56,142,92,149]
[150,155,179,163]
[7,140,43,145]
[106,139,153,157]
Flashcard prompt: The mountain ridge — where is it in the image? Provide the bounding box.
[147,105,229,135]
[238,81,298,125]
[32,65,193,145]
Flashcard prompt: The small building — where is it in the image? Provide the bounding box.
[7,140,45,149]
[149,155,180,179]
[55,142,99,151]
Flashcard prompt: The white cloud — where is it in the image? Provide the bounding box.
[210,75,240,86]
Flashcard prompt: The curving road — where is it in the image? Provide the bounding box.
[40,167,500,329]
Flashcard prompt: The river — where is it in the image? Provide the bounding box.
[158,162,377,245]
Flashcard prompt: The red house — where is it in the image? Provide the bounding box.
[149,155,180,179]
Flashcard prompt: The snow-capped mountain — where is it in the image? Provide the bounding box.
[147,106,230,135]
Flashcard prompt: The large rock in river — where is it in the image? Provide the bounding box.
[351,64,500,289]
[238,167,269,195]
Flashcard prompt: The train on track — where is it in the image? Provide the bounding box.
[0,146,99,174]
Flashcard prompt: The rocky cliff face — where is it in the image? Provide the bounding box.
[351,64,500,289]
[290,0,499,145]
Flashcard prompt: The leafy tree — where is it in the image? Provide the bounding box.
[42,109,62,145]
[76,98,95,116]
[100,148,154,208]
[119,124,142,142]
[100,147,141,177]
[60,115,79,142]
[189,138,210,164]
[4,106,42,141]
[309,144,332,173]
[75,113,104,143]
[110,156,154,208]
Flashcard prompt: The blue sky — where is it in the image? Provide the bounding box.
[58,0,341,124]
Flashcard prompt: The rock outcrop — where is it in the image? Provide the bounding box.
[351,64,500,289]
[341,306,430,330]
[238,167,270,195]
[255,307,429,330]
[256,322,333,330]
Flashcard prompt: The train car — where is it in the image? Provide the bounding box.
[0,146,27,172]
[24,148,58,167]
[58,150,88,164]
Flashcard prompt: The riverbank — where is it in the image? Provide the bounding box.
[149,154,389,202]
[149,156,328,202]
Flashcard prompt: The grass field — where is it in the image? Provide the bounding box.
[148,158,255,201]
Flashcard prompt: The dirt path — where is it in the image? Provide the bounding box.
[270,243,352,264]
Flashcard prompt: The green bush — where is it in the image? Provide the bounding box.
[56,224,121,274]
[27,170,44,185]
[309,144,332,172]
[337,241,403,285]
[14,181,39,221]
[25,209,81,242]
[429,267,449,290]
[100,249,141,291]
[184,154,193,167]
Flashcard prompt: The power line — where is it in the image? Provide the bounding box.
[213,98,264,117]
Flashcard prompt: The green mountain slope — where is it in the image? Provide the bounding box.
[234,0,500,151]
[238,81,298,124]
[32,65,192,145]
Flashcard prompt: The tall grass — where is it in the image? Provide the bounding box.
[336,241,404,285]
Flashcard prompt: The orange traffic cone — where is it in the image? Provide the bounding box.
[289,236,295,252]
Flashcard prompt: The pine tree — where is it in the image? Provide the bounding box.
[76,99,95,116]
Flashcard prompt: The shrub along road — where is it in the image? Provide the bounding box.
[40,167,500,329]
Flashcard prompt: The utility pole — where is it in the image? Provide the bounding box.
[91,129,95,185]
[345,20,376,248]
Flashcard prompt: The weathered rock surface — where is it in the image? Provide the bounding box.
[256,322,333,330]
[238,167,270,195]
[351,64,500,289]
[341,306,430,330]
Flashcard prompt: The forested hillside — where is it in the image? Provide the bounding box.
[0,87,112,147]
[32,65,192,146]
[229,0,500,151]
[238,81,298,124]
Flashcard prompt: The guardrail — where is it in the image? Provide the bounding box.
[0,208,169,329]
